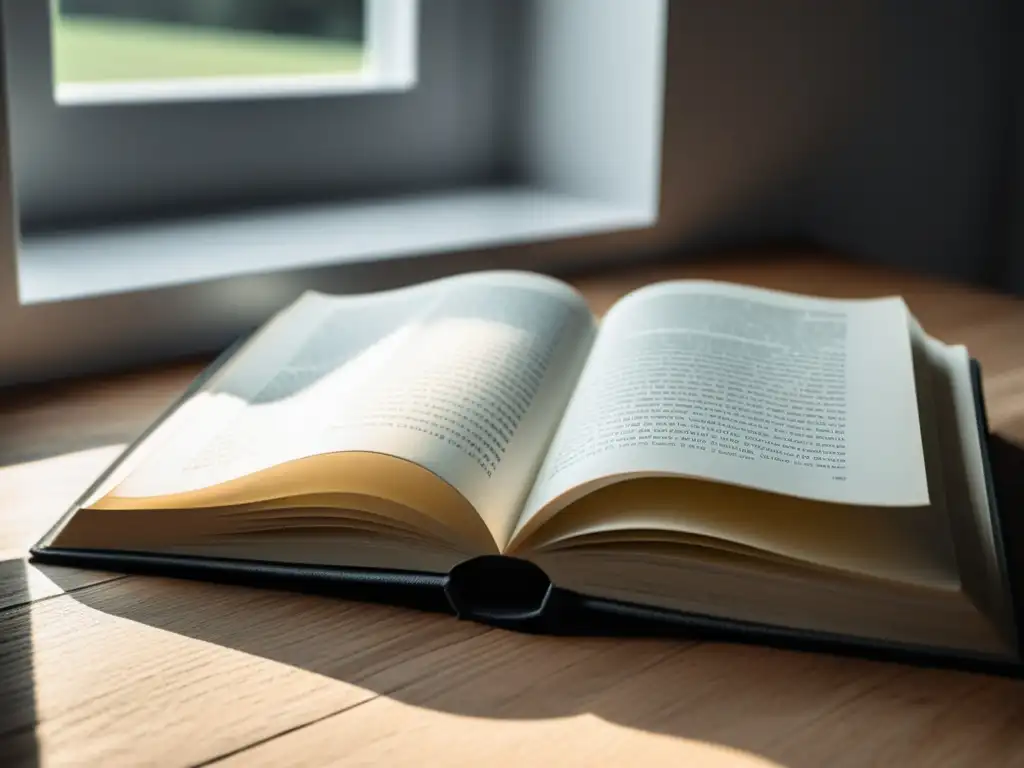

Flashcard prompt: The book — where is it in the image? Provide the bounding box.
[33,271,1020,669]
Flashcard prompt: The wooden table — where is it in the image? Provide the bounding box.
[4,255,1024,767]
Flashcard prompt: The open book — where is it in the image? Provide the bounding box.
[34,271,1018,665]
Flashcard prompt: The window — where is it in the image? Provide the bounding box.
[50,0,415,105]
[1,0,668,386]
[5,0,439,231]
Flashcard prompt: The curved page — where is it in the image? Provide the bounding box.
[95,271,596,551]
[515,281,929,544]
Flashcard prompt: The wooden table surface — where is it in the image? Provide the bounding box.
[3,255,1024,767]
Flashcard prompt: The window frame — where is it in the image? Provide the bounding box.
[53,0,417,106]
[6,0,506,231]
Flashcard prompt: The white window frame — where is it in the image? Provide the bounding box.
[7,0,453,229]
[56,0,418,106]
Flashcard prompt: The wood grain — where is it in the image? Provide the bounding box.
[0,560,120,613]
[2,255,1024,767]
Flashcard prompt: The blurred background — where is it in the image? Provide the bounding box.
[53,0,367,83]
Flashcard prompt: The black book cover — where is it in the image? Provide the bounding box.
[30,345,1024,676]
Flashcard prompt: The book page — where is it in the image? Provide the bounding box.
[516,281,929,537]
[924,337,1014,645]
[106,272,596,548]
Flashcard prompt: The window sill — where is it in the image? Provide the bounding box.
[18,188,654,305]
[55,72,415,107]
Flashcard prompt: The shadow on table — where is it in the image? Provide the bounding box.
[0,558,126,768]
[0,561,41,768]
[0,364,202,767]
[44,433,1024,767]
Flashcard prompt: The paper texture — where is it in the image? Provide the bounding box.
[518,280,930,535]
[108,272,596,547]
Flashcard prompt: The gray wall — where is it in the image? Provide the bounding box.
[1006,0,1024,293]
[649,0,1009,286]
[518,0,665,212]
[507,0,1012,290]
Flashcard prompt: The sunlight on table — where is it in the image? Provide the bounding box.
[0,445,126,560]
